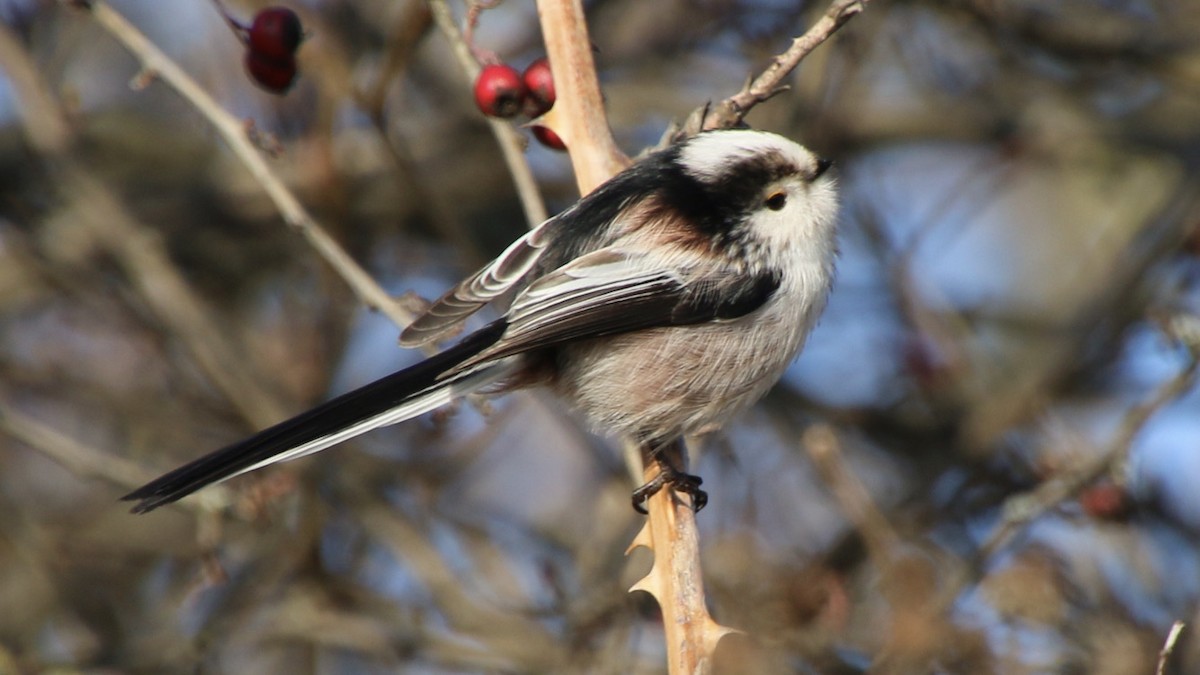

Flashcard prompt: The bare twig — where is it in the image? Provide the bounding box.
[804,424,949,672]
[0,404,151,490]
[682,0,869,135]
[357,2,433,122]
[209,0,249,42]
[462,0,503,64]
[427,0,548,227]
[69,0,416,329]
[1156,620,1186,675]
[67,167,295,426]
[353,4,489,267]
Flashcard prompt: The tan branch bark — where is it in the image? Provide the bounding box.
[529,3,727,672]
[531,2,874,671]
[628,440,735,674]
[534,0,629,193]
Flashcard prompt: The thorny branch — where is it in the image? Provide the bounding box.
[627,440,734,675]
[529,1,871,672]
[524,2,718,671]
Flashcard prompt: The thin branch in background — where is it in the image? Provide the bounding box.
[208,0,249,42]
[803,424,898,561]
[0,18,289,428]
[921,339,1200,621]
[352,4,490,267]
[427,0,548,227]
[0,404,152,490]
[356,2,432,120]
[978,344,1199,562]
[803,423,952,672]
[68,0,417,330]
[0,403,231,513]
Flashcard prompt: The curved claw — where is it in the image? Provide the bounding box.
[631,468,707,514]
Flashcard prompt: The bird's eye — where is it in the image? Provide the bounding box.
[765,192,787,211]
[814,158,833,179]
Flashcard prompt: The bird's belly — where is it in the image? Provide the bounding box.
[553,308,807,440]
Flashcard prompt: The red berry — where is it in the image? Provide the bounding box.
[522,57,555,117]
[245,51,297,94]
[249,7,303,62]
[1079,482,1130,520]
[530,125,565,151]
[474,64,526,119]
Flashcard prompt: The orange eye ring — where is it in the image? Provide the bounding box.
[765,192,787,211]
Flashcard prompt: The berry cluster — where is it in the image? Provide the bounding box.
[473,58,564,151]
[243,8,303,94]
[214,3,304,94]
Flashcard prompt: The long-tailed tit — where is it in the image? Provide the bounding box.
[124,129,838,514]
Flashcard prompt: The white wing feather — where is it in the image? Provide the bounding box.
[400,221,556,347]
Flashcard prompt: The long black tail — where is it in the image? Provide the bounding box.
[123,321,511,513]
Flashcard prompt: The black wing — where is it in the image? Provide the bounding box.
[460,248,781,366]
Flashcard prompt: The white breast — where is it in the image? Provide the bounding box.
[553,249,833,441]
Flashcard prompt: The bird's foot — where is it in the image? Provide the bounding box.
[632,466,707,514]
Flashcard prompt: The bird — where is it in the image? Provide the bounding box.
[123,129,839,514]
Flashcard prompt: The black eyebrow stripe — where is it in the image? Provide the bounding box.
[654,149,803,240]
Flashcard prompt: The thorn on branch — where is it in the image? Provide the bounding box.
[760,85,791,103]
[129,67,158,91]
[243,118,284,157]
